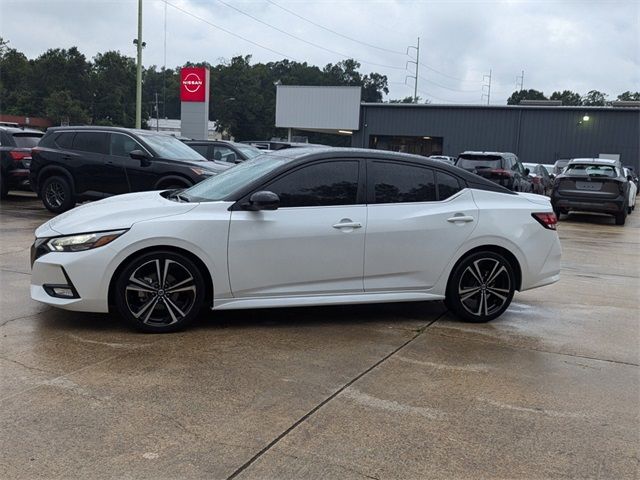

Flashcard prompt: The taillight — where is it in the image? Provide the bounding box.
[532,212,558,230]
[9,149,31,162]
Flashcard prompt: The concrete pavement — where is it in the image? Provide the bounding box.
[1,194,638,479]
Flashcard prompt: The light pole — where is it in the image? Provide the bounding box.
[135,0,143,129]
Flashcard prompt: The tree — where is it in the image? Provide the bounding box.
[92,51,139,127]
[617,91,640,101]
[44,90,90,124]
[581,90,607,106]
[550,90,582,106]
[507,89,547,105]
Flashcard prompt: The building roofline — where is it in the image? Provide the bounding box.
[361,103,640,111]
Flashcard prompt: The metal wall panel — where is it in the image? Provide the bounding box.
[276,86,361,130]
[353,105,640,169]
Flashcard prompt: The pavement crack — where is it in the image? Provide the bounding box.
[0,356,57,376]
[0,308,51,328]
[0,267,30,276]
[225,310,447,480]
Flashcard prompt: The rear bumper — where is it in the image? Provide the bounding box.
[7,168,31,189]
[552,194,625,213]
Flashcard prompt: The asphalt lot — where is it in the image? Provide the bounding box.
[1,192,638,479]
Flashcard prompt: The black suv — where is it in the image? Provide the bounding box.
[31,127,230,213]
[184,140,263,164]
[456,151,533,192]
[0,126,44,198]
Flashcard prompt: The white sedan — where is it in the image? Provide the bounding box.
[31,148,561,332]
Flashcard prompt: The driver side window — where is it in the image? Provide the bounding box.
[110,133,144,158]
[264,161,360,208]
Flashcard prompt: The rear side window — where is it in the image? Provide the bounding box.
[265,161,359,208]
[54,132,75,149]
[72,132,108,154]
[12,134,43,148]
[436,171,462,200]
[457,156,502,170]
[370,161,436,204]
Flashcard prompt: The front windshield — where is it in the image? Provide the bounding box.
[140,133,206,161]
[184,155,289,201]
[236,144,262,159]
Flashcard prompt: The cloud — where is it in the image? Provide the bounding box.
[1,0,638,103]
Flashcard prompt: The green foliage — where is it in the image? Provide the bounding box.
[507,89,547,105]
[389,96,421,103]
[616,91,640,101]
[581,90,608,106]
[550,90,582,106]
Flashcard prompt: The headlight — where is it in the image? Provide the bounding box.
[46,230,127,252]
[190,167,216,176]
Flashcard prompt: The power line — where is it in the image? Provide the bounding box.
[265,0,406,55]
[213,0,407,71]
[418,74,480,93]
[419,62,482,84]
[165,1,298,60]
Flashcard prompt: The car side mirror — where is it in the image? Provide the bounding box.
[524,168,530,176]
[227,152,240,164]
[130,149,151,166]
[628,175,634,181]
[246,191,280,211]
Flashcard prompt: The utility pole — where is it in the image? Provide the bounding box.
[516,70,525,91]
[154,92,160,131]
[482,69,492,105]
[406,37,420,103]
[162,0,167,118]
[135,0,143,129]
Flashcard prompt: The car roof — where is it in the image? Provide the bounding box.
[46,126,170,136]
[0,126,44,135]
[459,151,515,157]
[185,140,254,147]
[260,147,514,193]
[567,158,620,166]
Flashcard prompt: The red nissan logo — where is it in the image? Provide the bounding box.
[182,73,203,93]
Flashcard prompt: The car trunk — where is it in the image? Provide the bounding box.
[556,176,622,198]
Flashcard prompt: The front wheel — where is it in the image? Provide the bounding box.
[41,176,75,213]
[615,210,627,226]
[114,251,206,333]
[445,251,516,323]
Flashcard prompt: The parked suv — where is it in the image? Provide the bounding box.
[31,127,230,213]
[184,140,262,164]
[552,158,630,225]
[0,126,44,198]
[456,151,532,192]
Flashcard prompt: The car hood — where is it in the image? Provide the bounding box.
[37,191,197,237]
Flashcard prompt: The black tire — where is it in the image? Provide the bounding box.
[445,251,516,323]
[0,174,8,199]
[615,210,627,226]
[41,176,75,213]
[114,250,206,333]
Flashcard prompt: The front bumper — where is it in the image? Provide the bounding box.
[30,247,114,313]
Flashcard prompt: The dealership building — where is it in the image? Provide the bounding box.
[275,86,640,170]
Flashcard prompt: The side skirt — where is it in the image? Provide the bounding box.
[212,291,445,310]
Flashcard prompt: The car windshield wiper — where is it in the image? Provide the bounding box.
[168,189,191,203]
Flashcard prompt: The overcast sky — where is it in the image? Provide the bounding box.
[1,0,638,104]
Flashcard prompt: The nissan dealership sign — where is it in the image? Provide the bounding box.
[180,67,209,102]
[180,67,210,139]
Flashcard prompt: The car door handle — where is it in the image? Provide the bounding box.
[333,220,362,229]
[447,215,475,223]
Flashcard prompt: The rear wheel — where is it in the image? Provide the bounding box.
[114,251,206,333]
[445,251,516,323]
[41,176,75,213]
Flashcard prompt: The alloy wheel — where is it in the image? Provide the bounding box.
[45,181,65,208]
[457,258,511,317]
[125,258,197,326]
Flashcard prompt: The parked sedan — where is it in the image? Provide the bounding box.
[31,147,561,333]
[552,158,631,225]
[523,163,553,196]
[184,140,262,164]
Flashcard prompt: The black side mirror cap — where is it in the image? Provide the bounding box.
[129,149,148,160]
[246,191,280,211]
[523,168,530,176]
